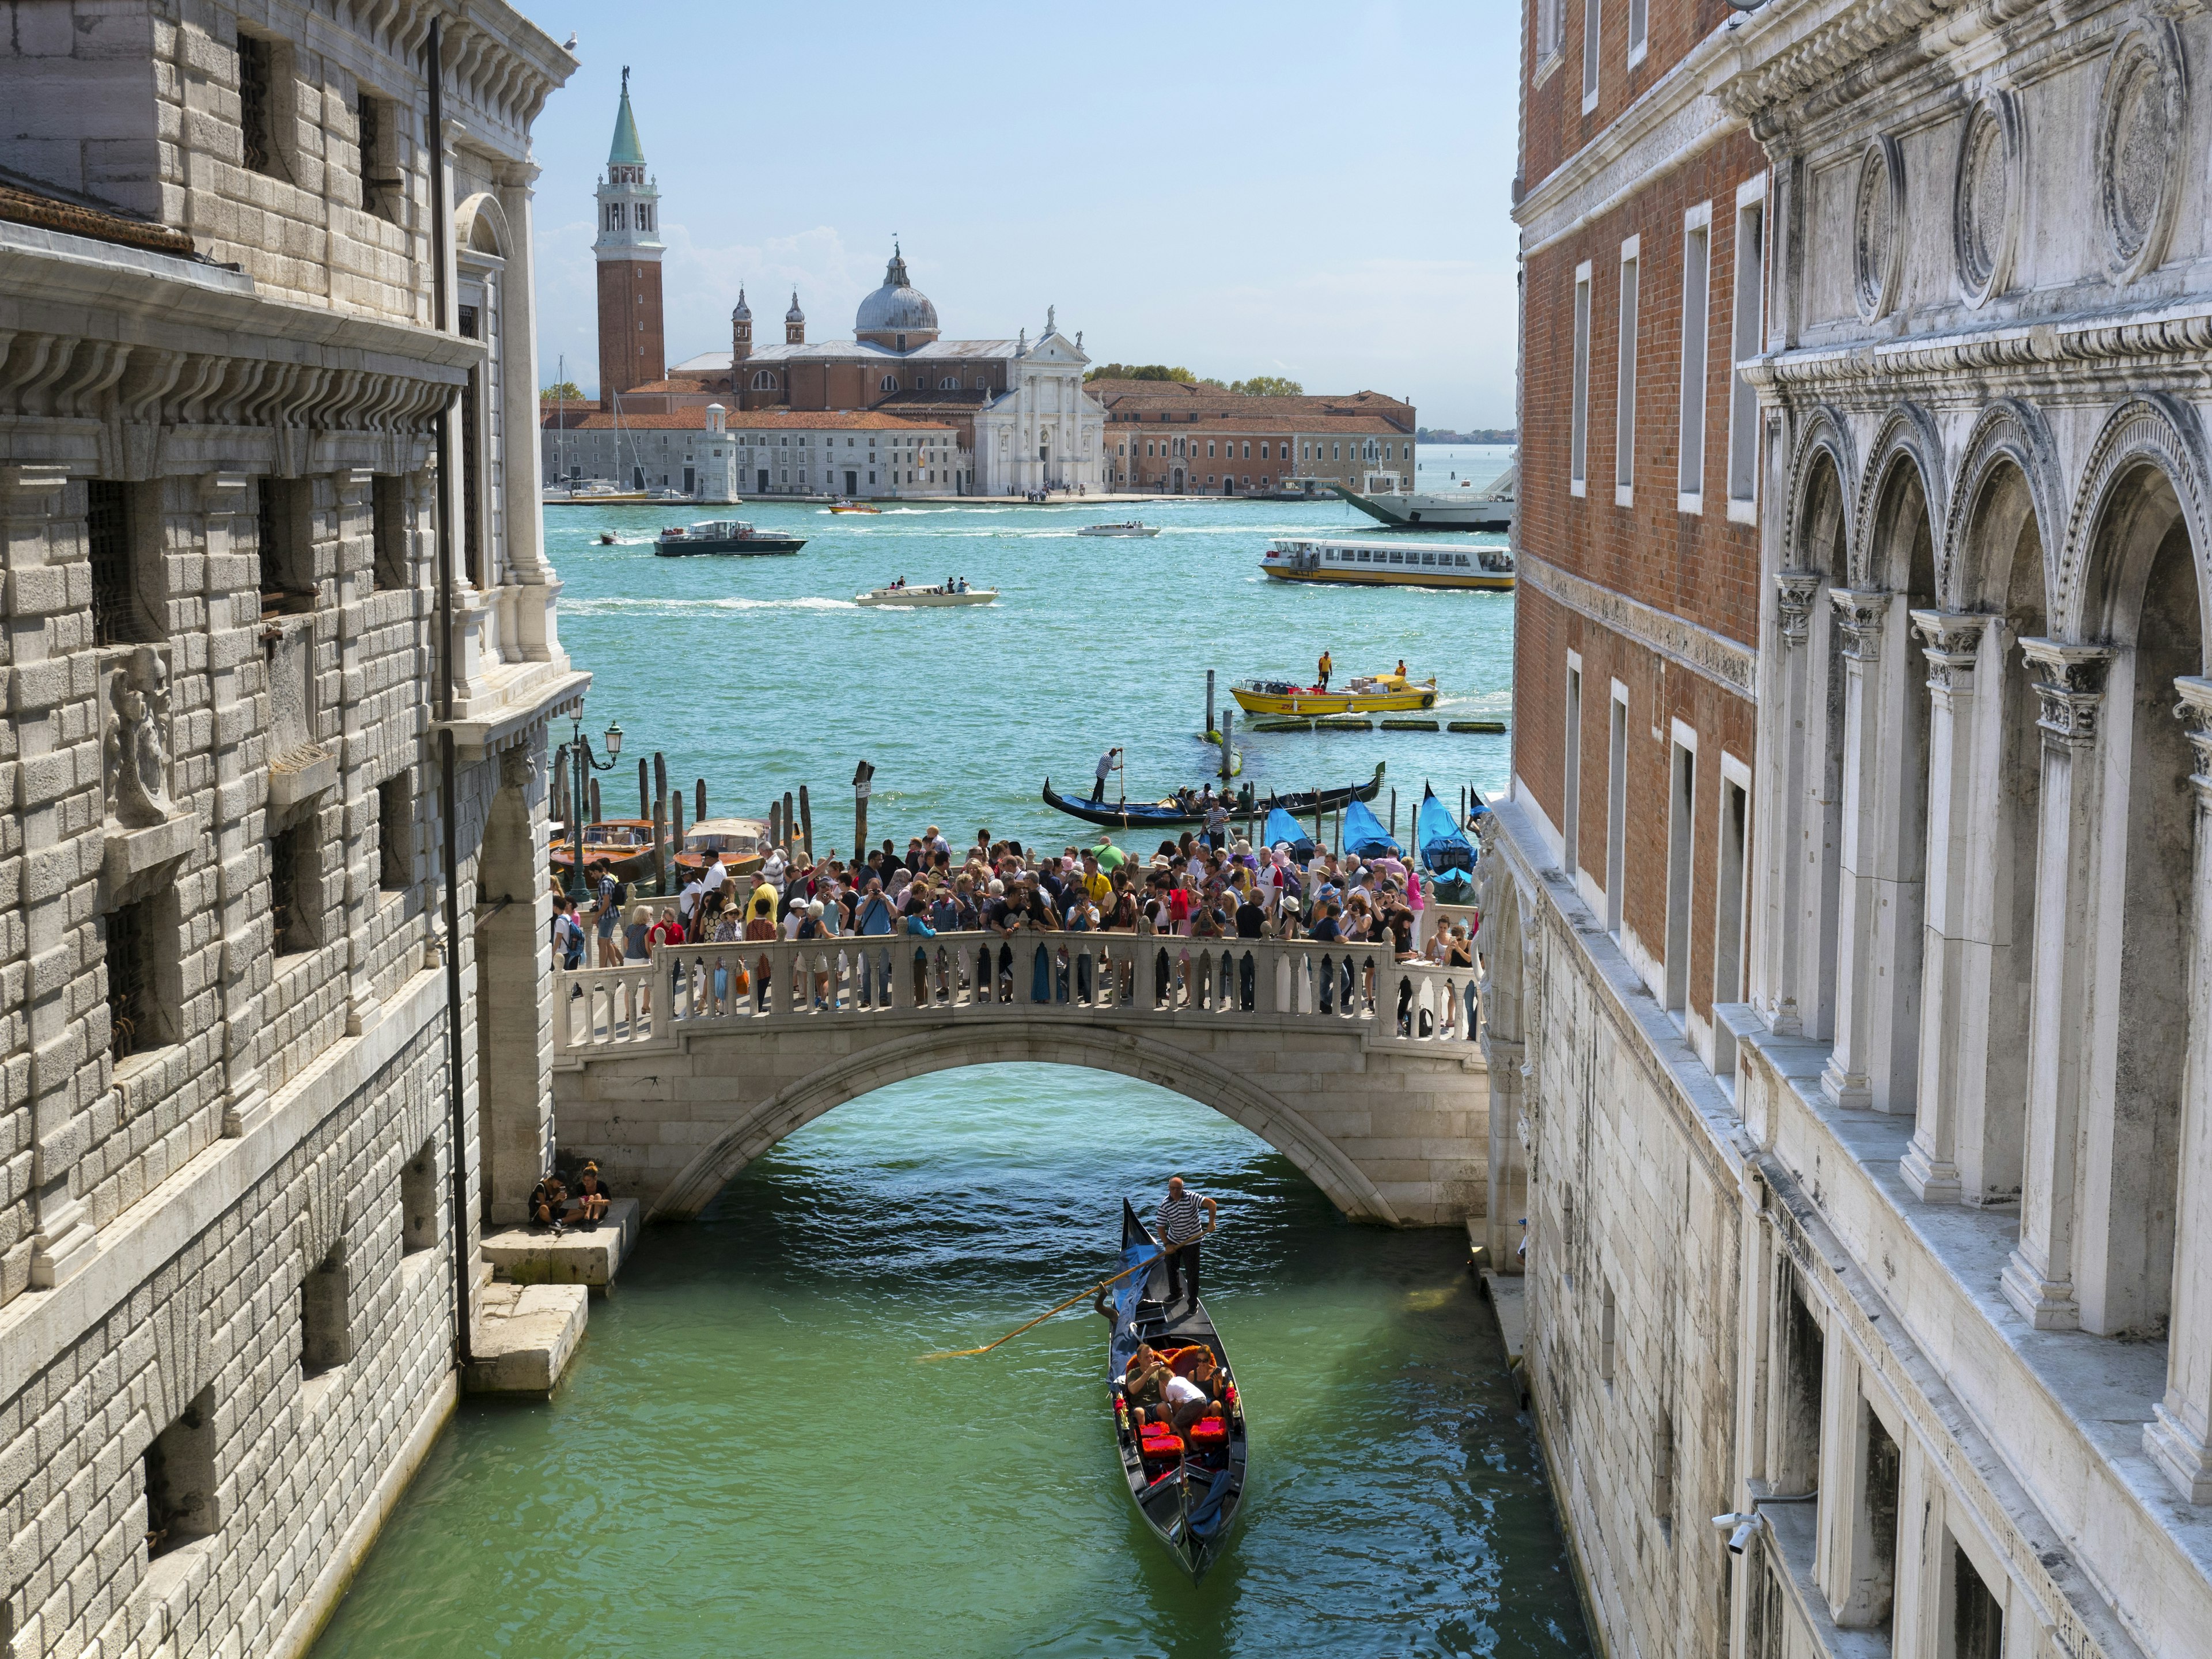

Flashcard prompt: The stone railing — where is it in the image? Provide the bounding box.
[556,930,1480,1056]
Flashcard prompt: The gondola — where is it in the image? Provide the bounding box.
[1040,762,1384,829]
[1108,1200,1248,1580]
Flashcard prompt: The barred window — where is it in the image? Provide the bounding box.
[270,821,318,955]
[107,897,151,1061]
[372,474,407,590]
[239,33,275,176]
[88,479,139,645]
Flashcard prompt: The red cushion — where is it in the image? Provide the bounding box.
[1139,1430,1183,1460]
[1188,1417,1229,1449]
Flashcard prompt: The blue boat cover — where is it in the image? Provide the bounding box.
[1417,787,1478,875]
[1261,807,1316,853]
[1342,798,1401,858]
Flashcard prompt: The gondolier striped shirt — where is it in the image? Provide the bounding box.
[1159,1192,1205,1245]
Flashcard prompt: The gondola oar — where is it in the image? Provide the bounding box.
[919,1256,1152,1361]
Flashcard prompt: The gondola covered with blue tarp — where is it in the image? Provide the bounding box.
[1260,807,1316,856]
[1417,785,1477,874]
[1342,797,1401,858]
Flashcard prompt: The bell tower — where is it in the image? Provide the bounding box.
[593,67,665,401]
[785,291,806,346]
[732,289,753,365]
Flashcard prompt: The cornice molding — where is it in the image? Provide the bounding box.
[1520,550,1758,697]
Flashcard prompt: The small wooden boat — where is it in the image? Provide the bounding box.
[548,818,669,885]
[654,520,806,556]
[1109,1200,1248,1580]
[855,582,995,608]
[1041,762,1384,828]
[829,501,881,514]
[1232,671,1438,717]
[671,817,771,883]
[1079,521,1159,537]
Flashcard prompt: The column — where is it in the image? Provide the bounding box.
[1751,570,1825,1036]
[204,471,271,1138]
[2147,676,2212,1499]
[1821,588,1893,1109]
[1902,612,1998,1201]
[1999,639,2114,1331]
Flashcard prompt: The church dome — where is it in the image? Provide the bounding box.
[732,289,751,321]
[785,291,804,324]
[855,245,938,340]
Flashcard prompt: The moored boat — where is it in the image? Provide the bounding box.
[672,816,770,881]
[1231,671,1437,717]
[1261,536,1514,591]
[1078,521,1159,537]
[1109,1200,1248,1580]
[654,519,806,556]
[1040,763,1384,829]
[548,817,668,885]
[854,582,996,608]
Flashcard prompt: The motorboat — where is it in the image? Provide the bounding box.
[1232,672,1438,717]
[548,818,669,885]
[829,501,881,514]
[1108,1200,1248,1580]
[1041,763,1384,830]
[1078,521,1160,537]
[654,520,806,556]
[596,531,617,545]
[673,817,770,882]
[855,582,995,607]
[1260,537,1514,592]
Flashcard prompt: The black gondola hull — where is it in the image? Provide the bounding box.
[1043,763,1384,829]
[1108,1200,1248,1581]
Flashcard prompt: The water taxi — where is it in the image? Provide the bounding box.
[1078,521,1160,537]
[855,581,995,608]
[1260,537,1514,591]
[1230,672,1438,717]
[675,817,770,880]
[654,520,806,556]
[829,501,881,514]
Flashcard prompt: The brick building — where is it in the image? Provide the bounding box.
[0,3,583,1652]
[1484,0,2212,1654]
[1088,380,1417,494]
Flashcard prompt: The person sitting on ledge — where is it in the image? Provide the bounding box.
[528,1171,569,1234]
[569,1163,612,1230]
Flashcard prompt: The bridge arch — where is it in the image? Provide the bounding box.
[647,1025,1406,1226]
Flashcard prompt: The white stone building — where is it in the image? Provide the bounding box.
[543,404,964,499]
[0,3,580,1653]
[1488,0,2212,1656]
[972,321,1107,496]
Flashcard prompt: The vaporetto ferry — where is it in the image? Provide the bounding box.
[1259,537,1515,591]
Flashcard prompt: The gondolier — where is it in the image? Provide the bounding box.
[1092,746,1123,804]
[1158,1175,1217,1310]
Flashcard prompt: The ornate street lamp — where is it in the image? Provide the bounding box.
[565,715,624,902]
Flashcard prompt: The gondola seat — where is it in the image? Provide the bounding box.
[1139,1427,1184,1464]
[1187,1416,1230,1451]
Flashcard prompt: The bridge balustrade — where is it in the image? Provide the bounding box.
[556,930,1480,1056]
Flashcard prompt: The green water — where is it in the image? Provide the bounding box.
[312,1071,1588,1657]
[312,458,1587,1656]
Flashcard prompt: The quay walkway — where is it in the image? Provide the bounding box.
[553,933,1491,1227]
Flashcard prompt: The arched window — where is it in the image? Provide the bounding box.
[941,377,960,391]
[751,370,778,391]
[638,206,653,232]
[880,375,898,392]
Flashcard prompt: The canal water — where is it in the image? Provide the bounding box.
[312,448,1590,1656]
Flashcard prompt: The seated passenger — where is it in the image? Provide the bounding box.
[1162,1361,1217,1433]
[1122,1345,1172,1421]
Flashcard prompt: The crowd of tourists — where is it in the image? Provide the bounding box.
[550,820,1479,1032]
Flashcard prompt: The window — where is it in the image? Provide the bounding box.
[1714,765,1750,1011]
[378,774,412,892]
[105,895,173,1060]
[1563,661,1583,876]
[372,475,406,590]
[402,1135,440,1253]
[1776,1270,1825,1494]
[1599,1281,1616,1381]
[1570,262,1592,495]
[145,1387,218,1560]
[88,479,150,645]
[355,90,399,221]
[238,32,279,176]
[1946,1539,2005,1659]
[270,821,319,955]
[257,478,312,613]
[752,370,778,390]
[1855,1408,1903,1633]
[1536,0,1565,67]
[1605,686,1627,935]
[1728,181,1768,521]
[301,1241,353,1377]
[1616,240,1638,504]
[1679,206,1712,511]
[1628,0,1647,65]
[1665,730,1696,1014]
[638,205,653,232]
[1581,0,1601,110]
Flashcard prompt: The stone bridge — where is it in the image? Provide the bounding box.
[551,932,1490,1226]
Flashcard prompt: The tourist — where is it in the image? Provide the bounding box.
[570,1162,612,1229]
[528,1169,569,1234]
[855,875,897,1006]
[593,861,622,966]
[1157,1175,1217,1312]
[677,867,706,937]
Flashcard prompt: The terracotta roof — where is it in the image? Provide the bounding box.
[0,175,195,258]
[547,407,952,432]
[622,376,733,394]
[1109,412,1410,435]
[1085,382,1413,430]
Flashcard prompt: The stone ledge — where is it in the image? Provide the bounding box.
[481,1197,639,1287]
[465,1282,588,1395]
[268,746,336,813]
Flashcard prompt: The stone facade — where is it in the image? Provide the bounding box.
[1089,382,1418,495]
[0,3,581,1654]
[541,406,965,500]
[1495,0,2212,1656]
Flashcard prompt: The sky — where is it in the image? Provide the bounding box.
[516,0,1522,429]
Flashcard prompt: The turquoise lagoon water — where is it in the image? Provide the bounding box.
[309,450,1586,1658]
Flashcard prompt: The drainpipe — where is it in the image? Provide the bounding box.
[426,15,473,1371]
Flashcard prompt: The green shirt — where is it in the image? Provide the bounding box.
[1095,843,1128,872]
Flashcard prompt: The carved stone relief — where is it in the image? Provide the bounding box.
[1854,137,1904,321]
[1953,95,2019,307]
[103,644,175,828]
[1776,571,1824,646]
[1830,588,1893,661]
[2021,639,2114,744]
[2096,24,2185,283]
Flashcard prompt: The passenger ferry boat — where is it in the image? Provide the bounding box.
[1260,537,1514,591]
[654,520,806,556]
[1078,521,1160,537]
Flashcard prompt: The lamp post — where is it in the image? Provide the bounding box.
[564,715,625,903]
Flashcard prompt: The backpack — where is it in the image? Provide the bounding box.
[610,878,630,908]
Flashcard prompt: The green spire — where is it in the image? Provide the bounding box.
[608,66,645,167]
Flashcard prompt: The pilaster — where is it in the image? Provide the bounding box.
[2001,639,2114,1331]
[1753,569,1830,1037]
[1821,588,1892,1111]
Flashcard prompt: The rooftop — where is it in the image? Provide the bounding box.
[546,407,953,432]
[0,167,196,258]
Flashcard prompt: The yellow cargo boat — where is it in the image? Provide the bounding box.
[1230,672,1438,717]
